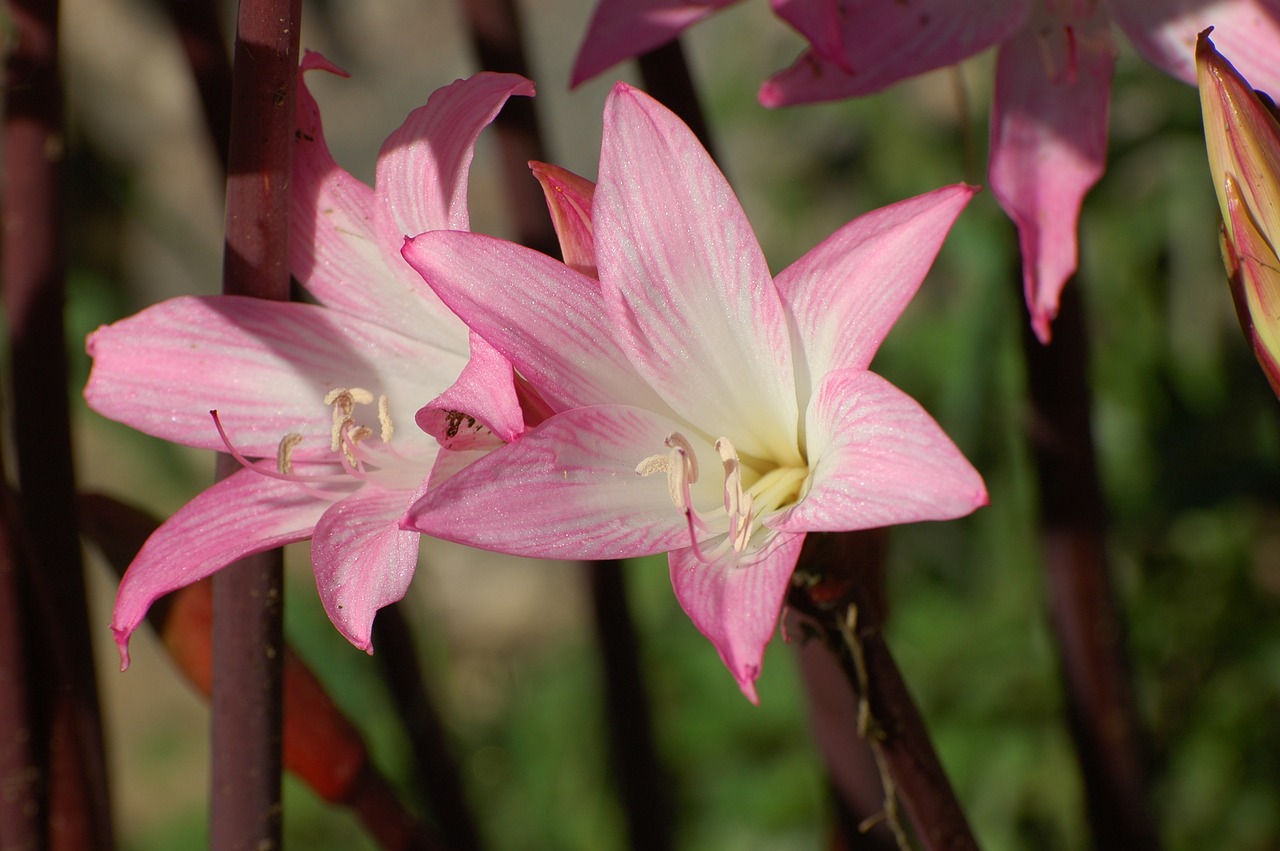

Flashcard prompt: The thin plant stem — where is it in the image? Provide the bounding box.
[458,0,558,256]
[155,0,234,170]
[211,0,301,847]
[0,486,39,850]
[372,603,486,851]
[789,530,903,851]
[587,562,674,851]
[457,9,675,848]
[1021,283,1162,850]
[3,0,114,846]
[790,531,981,851]
[80,493,445,851]
[638,40,717,162]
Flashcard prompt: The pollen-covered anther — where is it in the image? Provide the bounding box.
[276,433,304,475]
[636,432,699,512]
[377,394,393,443]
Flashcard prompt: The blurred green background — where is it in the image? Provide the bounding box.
[62,0,1280,849]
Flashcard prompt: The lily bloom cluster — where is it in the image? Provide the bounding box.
[572,0,1280,342]
[87,66,986,700]
[87,54,533,666]
[1198,29,1280,397]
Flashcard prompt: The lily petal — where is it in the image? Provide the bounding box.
[770,369,987,534]
[570,0,742,87]
[416,330,525,447]
[668,530,806,703]
[402,231,671,415]
[112,467,333,669]
[84,295,456,457]
[760,0,1029,106]
[775,184,975,394]
[531,161,598,277]
[311,484,424,652]
[404,405,700,559]
[374,72,535,239]
[596,83,800,464]
[1111,0,1280,92]
[988,8,1115,343]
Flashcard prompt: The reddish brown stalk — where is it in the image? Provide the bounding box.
[211,0,300,847]
[155,0,234,170]
[637,41,717,163]
[789,531,980,851]
[1021,286,1161,850]
[788,530,904,851]
[80,494,445,850]
[3,0,114,847]
[0,487,39,851]
[457,0,558,256]
[372,604,485,851]
[587,562,675,851]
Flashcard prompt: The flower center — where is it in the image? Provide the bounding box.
[213,386,398,495]
[636,431,807,563]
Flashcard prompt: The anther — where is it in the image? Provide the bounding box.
[277,433,303,475]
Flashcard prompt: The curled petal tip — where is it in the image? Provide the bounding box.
[113,626,133,672]
[734,666,762,705]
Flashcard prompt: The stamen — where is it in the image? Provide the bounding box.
[377,394,393,443]
[277,433,303,475]
[209,410,351,490]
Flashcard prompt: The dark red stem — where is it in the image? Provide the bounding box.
[3,0,114,846]
[587,562,675,851]
[637,41,717,162]
[789,531,980,851]
[211,0,300,848]
[0,487,40,851]
[372,603,486,851]
[156,0,234,170]
[1021,285,1162,850]
[458,0,558,257]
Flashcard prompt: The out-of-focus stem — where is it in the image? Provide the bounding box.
[790,531,979,851]
[1021,284,1161,850]
[3,0,114,846]
[156,0,233,170]
[80,493,444,851]
[372,603,485,851]
[211,1,300,848]
[458,0,558,256]
[0,487,39,851]
[587,562,674,851]
[638,41,716,162]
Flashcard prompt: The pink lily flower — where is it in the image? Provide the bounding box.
[400,82,987,702]
[761,0,1280,341]
[84,53,533,668]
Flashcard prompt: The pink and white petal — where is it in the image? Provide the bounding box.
[760,0,1029,106]
[570,0,742,87]
[531,161,597,277]
[668,530,806,703]
[775,184,975,390]
[770,370,986,534]
[1111,0,1280,92]
[402,231,672,415]
[291,54,449,341]
[311,484,423,652]
[416,330,525,447]
[111,468,335,669]
[404,405,702,560]
[85,295,460,457]
[596,83,800,463]
[374,72,535,240]
[989,11,1115,343]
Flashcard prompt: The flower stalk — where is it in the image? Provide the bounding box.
[212,0,300,846]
